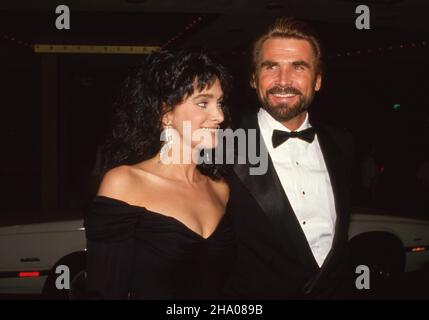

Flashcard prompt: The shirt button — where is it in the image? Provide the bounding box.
[302,191,306,195]
[303,221,306,225]
[296,161,299,165]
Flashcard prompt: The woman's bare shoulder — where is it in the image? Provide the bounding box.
[97,166,132,198]
[97,165,151,202]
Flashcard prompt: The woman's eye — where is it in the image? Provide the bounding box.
[197,102,208,108]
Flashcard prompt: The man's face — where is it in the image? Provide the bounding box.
[252,38,322,123]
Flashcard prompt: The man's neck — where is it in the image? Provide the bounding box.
[280,112,308,131]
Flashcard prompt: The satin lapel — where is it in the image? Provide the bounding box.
[233,115,319,271]
[301,123,351,294]
[314,124,349,245]
[311,124,350,278]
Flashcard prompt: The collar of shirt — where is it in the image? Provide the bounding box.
[256,109,336,268]
[257,108,312,150]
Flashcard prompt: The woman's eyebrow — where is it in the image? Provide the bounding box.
[192,93,214,100]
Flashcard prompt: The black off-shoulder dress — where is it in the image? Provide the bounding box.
[84,196,235,300]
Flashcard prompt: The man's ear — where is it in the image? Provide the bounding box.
[250,73,257,89]
[315,73,322,92]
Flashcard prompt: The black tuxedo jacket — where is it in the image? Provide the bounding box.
[224,113,355,299]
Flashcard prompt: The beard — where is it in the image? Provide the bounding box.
[260,85,315,122]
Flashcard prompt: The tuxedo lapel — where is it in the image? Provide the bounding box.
[302,123,351,294]
[313,123,349,246]
[233,115,319,272]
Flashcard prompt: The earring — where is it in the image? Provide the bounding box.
[165,124,173,145]
[160,123,173,163]
[203,149,211,164]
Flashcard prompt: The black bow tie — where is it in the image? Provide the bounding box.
[272,127,316,148]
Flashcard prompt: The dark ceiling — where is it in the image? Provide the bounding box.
[0,0,428,53]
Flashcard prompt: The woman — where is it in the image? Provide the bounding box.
[84,50,234,299]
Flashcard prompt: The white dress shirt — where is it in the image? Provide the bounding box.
[257,108,337,267]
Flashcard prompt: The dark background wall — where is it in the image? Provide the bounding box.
[1,1,428,224]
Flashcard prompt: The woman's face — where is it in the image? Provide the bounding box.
[166,78,225,151]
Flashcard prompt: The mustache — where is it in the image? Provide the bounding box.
[267,86,302,96]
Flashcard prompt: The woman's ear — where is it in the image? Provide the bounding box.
[161,113,172,128]
[161,103,173,127]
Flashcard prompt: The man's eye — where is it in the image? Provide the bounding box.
[295,65,305,71]
[197,102,208,108]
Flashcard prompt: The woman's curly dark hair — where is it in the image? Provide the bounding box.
[102,49,232,180]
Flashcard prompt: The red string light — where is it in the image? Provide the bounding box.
[332,40,428,59]
[1,30,426,58]
[0,33,33,49]
[161,15,205,48]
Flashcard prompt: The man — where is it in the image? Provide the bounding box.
[225,18,355,299]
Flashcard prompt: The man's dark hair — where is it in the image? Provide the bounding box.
[252,17,323,76]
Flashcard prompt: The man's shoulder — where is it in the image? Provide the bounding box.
[316,122,353,141]
[313,121,355,156]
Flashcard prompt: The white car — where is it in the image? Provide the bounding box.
[349,209,429,275]
[0,209,428,298]
[0,219,86,298]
